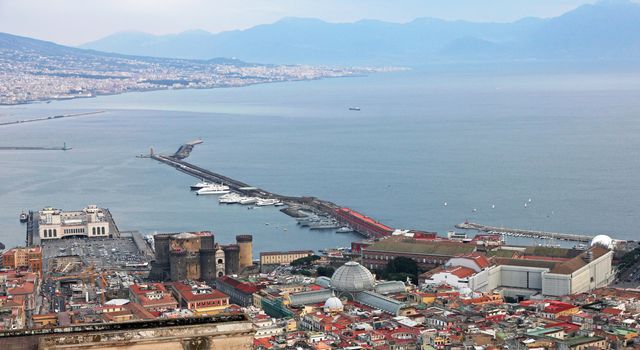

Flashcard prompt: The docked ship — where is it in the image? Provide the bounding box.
[239,197,258,205]
[309,220,341,230]
[219,193,242,204]
[190,180,212,190]
[256,198,279,206]
[336,226,353,233]
[196,184,230,195]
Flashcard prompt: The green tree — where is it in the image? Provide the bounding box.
[316,266,335,277]
[290,255,321,266]
[385,257,418,275]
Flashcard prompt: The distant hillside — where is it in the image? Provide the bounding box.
[80,0,640,65]
[0,32,250,67]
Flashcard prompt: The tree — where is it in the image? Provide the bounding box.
[290,255,321,267]
[385,257,418,275]
[316,266,335,277]
[381,257,419,284]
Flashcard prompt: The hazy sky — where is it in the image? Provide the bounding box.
[0,0,603,46]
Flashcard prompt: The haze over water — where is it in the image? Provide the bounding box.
[1,66,639,250]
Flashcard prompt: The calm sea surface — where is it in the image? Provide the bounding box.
[1,68,639,251]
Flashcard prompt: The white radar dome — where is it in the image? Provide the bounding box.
[590,235,613,249]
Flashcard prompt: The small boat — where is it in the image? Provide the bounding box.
[219,193,242,204]
[256,198,278,206]
[348,107,361,111]
[190,180,212,190]
[336,227,353,233]
[239,197,258,205]
[19,211,28,223]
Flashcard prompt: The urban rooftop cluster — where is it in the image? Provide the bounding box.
[2,204,640,349]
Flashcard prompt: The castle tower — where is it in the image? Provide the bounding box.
[236,235,253,270]
[200,248,216,283]
[223,244,240,275]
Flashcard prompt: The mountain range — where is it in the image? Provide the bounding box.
[79,0,640,65]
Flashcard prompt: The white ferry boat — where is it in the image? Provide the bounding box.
[196,184,230,195]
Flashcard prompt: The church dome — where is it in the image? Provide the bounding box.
[590,235,614,249]
[330,261,375,293]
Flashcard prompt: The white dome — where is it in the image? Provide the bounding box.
[330,261,375,293]
[324,296,343,310]
[590,235,613,249]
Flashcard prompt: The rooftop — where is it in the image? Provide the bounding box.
[365,237,476,256]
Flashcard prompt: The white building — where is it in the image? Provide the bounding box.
[38,205,110,240]
[420,253,492,290]
[421,247,613,298]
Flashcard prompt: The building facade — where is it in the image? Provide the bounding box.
[260,250,314,266]
[38,205,110,240]
[361,236,476,271]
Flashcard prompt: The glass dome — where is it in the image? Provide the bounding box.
[330,261,375,292]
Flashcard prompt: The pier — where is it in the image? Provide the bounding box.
[0,110,105,127]
[0,143,71,151]
[455,222,604,243]
[148,144,399,237]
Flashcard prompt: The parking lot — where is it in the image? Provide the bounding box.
[42,237,152,271]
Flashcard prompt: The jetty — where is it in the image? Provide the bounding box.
[0,143,72,151]
[455,222,603,243]
[147,142,397,238]
[0,110,105,127]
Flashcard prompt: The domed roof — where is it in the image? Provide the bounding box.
[330,261,375,292]
[590,235,614,249]
[324,296,343,310]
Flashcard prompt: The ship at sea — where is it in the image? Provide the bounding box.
[19,211,28,223]
[348,107,361,111]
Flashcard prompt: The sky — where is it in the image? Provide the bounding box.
[0,0,603,46]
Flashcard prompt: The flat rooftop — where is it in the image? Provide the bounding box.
[365,236,476,256]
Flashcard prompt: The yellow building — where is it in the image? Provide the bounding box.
[260,250,314,266]
[1,246,42,273]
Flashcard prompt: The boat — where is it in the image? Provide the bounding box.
[190,180,212,190]
[256,198,279,206]
[309,220,340,230]
[336,226,353,233]
[19,211,28,223]
[219,193,242,204]
[348,107,361,111]
[239,197,258,205]
[196,184,230,195]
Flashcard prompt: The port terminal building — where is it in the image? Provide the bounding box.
[38,205,110,240]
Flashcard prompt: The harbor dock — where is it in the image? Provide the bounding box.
[148,145,395,238]
[455,222,599,243]
[0,110,106,127]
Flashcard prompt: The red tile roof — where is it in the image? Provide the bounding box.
[449,266,476,278]
[543,301,577,314]
[218,276,261,294]
[459,253,491,269]
[170,282,229,302]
